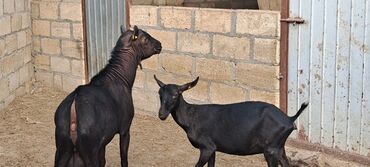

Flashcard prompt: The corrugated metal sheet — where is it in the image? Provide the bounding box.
[288,0,370,156]
[85,0,126,79]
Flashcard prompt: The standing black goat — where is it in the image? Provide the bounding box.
[54,26,161,167]
[154,75,308,167]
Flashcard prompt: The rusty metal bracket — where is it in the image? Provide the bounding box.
[280,17,305,25]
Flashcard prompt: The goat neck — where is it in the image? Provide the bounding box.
[91,47,141,89]
[171,95,193,131]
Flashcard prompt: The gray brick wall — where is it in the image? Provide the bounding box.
[130,5,280,115]
[0,0,33,110]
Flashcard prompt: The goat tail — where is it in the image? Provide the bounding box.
[289,102,309,122]
[70,99,78,148]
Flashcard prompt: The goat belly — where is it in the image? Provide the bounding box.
[214,137,265,155]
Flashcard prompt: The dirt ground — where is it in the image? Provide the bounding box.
[0,83,368,167]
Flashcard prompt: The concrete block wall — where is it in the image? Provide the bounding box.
[130,5,280,114]
[0,0,33,110]
[183,0,259,9]
[31,0,85,93]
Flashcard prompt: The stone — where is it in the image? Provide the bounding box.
[236,63,279,90]
[210,82,247,104]
[250,89,279,107]
[236,10,279,36]
[195,8,231,33]
[51,22,71,38]
[32,20,50,36]
[62,75,83,92]
[195,58,233,81]
[161,53,193,76]
[130,6,158,26]
[254,38,279,64]
[160,7,192,29]
[39,2,58,19]
[51,56,70,73]
[41,38,60,55]
[178,32,210,54]
[146,29,176,51]
[17,30,27,48]
[60,3,82,21]
[61,40,82,58]
[0,16,11,36]
[213,35,250,60]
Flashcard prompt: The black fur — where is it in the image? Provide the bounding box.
[54,26,161,167]
[154,76,308,167]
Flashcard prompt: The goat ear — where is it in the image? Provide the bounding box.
[132,25,139,40]
[179,77,199,93]
[154,75,165,87]
[120,25,126,34]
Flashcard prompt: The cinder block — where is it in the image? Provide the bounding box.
[22,45,31,63]
[254,38,279,64]
[160,7,192,29]
[72,23,83,40]
[35,54,50,69]
[26,29,32,45]
[132,0,154,5]
[141,54,158,71]
[195,8,231,33]
[209,82,247,104]
[11,14,22,32]
[133,70,145,89]
[15,0,24,12]
[19,64,30,84]
[0,39,5,58]
[195,58,233,81]
[51,22,71,38]
[17,30,27,48]
[35,71,53,87]
[62,75,82,92]
[250,89,279,107]
[146,29,176,51]
[39,2,58,19]
[61,40,82,58]
[0,0,3,16]
[32,20,50,36]
[60,3,82,21]
[50,56,70,73]
[71,59,84,77]
[161,53,193,76]
[236,63,279,90]
[41,38,60,54]
[213,35,250,60]
[9,71,20,92]
[0,16,11,36]
[132,89,158,113]
[0,78,9,101]
[178,32,210,54]
[5,34,18,54]
[31,2,39,18]
[53,74,62,89]
[32,36,41,52]
[183,79,209,102]
[4,0,15,14]
[130,6,158,26]
[21,13,30,29]
[236,11,279,36]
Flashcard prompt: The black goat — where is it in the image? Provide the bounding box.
[54,26,161,167]
[154,76,308,167]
